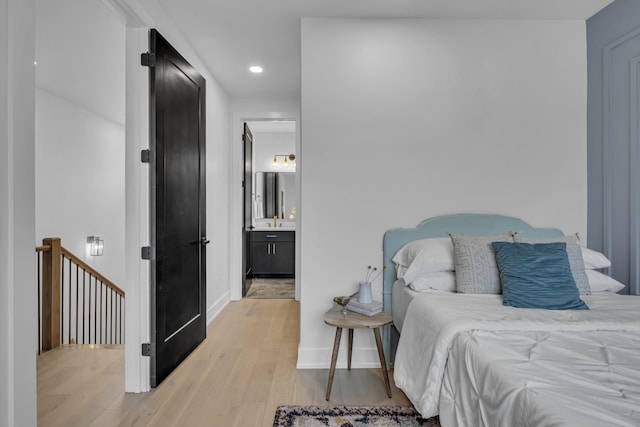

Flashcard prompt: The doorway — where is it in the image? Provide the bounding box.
[243,120,297,300]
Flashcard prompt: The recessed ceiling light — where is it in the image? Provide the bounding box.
[249,65,263,74]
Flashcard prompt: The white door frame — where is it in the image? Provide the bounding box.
[104,0,153,393]
[1,0,37,424]
[230,112,301,302]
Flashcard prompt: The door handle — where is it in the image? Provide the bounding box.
[200,237,210,245]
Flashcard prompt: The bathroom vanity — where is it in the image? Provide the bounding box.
[250,230,295,277]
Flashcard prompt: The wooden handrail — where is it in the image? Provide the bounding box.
[60,246,125,297]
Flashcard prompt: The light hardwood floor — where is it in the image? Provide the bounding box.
[38,299,412,426]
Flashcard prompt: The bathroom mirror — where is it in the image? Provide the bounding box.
[254,172,296,220]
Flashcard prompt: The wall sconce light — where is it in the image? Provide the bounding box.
[87,236,104,256]
[272,153,296,169]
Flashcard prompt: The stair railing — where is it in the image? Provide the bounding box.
[35,237,125,354]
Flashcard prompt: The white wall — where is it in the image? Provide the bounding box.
[252,131,296,172]
[0,0,37,425]
[35,0,125,125]
[204,75,233,324]
[299,18,588,368]
[35,89,126,283]
[35,0,126,286]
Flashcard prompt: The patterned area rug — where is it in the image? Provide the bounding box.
[272,406,439,427]
[246,279,295,299]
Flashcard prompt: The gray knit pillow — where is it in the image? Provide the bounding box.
[450,234,514,294]
[513,234,590,295]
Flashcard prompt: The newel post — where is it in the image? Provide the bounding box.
[41,237,61,351]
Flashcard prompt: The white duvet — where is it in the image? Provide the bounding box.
[393,293,640,426]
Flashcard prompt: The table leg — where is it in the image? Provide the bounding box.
[373,327,392,398]
[348,329,353,370]
[326,327,342,401]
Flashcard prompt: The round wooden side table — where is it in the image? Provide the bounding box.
[323,305,393,400]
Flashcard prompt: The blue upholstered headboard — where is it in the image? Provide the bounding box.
[381,214,564,361]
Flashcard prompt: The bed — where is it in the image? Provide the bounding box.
[382,214,640,426]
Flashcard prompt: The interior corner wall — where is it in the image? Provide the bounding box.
[587,0,640,295]
[35,0,126,287]
[0,0,37,425]
[299,18,588,368]
[35,89,126,284]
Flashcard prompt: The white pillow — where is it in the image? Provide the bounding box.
[396,265,408,279]
[392,238,454,280]
[407,271,456,293]
[585,270,625,293]
[581,247,611,269]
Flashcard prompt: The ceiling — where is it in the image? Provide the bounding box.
[248,120,296,133]
[37,0,126,124]
[151,0,613,100]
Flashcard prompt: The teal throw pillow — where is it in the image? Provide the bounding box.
[491,241,588,310]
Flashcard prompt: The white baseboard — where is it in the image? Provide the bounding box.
[296,345,382,369]
[206,291,230,325]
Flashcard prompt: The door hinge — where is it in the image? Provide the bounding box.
[141,342,154,357]
[141,52,155,67]
[141,246,154,260]
[141,149,153,163]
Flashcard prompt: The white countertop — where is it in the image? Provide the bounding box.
[253,227,295,231]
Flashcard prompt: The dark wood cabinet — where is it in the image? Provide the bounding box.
[251,231,295,278]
